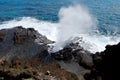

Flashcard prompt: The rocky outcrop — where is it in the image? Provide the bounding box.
[84,42,120,80]
[0,26,52,60]
[52,42,94,69]
[0,26,119,80]
[0,26,79,80]
[0,58,79,80]
[52,39,120,80]
[52,42,94,80]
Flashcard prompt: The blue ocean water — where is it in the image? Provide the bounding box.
[0,0,120,35]
[0,0,71,21]
[0,0,120,52]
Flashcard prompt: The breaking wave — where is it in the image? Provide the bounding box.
[0,4,119,53]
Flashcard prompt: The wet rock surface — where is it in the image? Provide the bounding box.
[52,38,120,80]
[52,42,94,80]
[0,27,119,80]
[0,27,79,80]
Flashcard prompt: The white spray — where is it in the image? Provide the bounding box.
[0,4,119,53]
[53,5,98,52]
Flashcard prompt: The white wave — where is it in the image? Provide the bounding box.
[0,17,58,41]
[53,5,98,52]
[69,34,120,53]
[0,4,119,53]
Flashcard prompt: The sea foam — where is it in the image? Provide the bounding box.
[0,4,119,53]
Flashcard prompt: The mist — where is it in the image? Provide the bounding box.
[52,5,98,52]
[0,4,119,53]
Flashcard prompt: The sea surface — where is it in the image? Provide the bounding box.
[0,0,120,52]
[0,0,120,34]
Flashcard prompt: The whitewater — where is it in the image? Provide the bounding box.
[0,5,119,53]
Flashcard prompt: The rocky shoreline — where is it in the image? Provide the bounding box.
[0,58,79,80]
[0,26,119,80]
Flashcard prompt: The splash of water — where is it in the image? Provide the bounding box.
[0,4,119,53]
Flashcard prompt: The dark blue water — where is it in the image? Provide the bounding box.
[80,0,120,35]
[0,0,72,21]
[0,0,120,35]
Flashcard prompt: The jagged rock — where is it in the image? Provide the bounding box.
[97,43,120,80]
[52,42,94,69]
[52,47,73,61]
[0,26,79,80]
[1,26,119,80]
[66,41,94,69]
[0,26,53,60]
[85,42,120,80]
[72,49,93,69]
[52,42,94,80]
[0,58,79,80]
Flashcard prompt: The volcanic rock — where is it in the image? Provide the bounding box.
[52,41,94,80]
[52,42,94,69]
[85,42,120,80]
[0,58,79,80]
[0,26,52,60]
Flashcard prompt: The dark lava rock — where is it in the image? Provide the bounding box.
[52,41,94,80]
[85,42,120,80]
[0,26,52,60]
[1,26,119,80]
[52,42,94,69]
[95,43,120,80]
[52,47,73,61]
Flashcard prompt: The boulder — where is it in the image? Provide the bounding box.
[52,42,94,80]
[52,42,94,69]
[85,42,120,80]
[0,26,52,60]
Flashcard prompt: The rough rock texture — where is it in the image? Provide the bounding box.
[0,27,79,80]
[0,26,52,60]
[84,42,120,80]
[52,39,120,80]
[0,26,119,80]
[52,42,94,80]
[53,42,93,67]
[0,58,79,80]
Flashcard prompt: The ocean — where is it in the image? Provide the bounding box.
[0,0,120,53]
